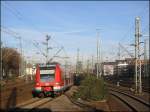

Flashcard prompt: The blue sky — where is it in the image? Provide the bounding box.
[1,1,149,64]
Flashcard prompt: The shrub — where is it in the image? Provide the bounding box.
[73,74,108,101]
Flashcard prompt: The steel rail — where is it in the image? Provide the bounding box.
[64,94,96,111]
[16,98,42,107]
[109,88,150,106]
[110,93,137,111]
[109,89,150,112]
[8,98,53,112]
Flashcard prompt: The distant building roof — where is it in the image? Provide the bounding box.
[125,58,135,61]
[116,60,127,63]
[102,62,116,65]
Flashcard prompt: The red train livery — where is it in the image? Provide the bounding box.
[32,63,73,97]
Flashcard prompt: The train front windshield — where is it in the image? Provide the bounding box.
[40,67,55,82]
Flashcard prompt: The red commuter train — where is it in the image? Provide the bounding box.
[32,62,73,97]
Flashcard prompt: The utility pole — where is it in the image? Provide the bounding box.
[76,48,79,74]
[64,60,67,86]
[99,33,102,77]
[25,56,28,82]
[87,59,90,75]
[0,41,2,80]
[118,43,121,60]
[91,55,94,74]
[46,35,51,64]
[117,43,121,77]
[81,55,83,73]
[144,39,148,78]
[18,37,23,77]
[134,17,142,94]
[96,29,100,78]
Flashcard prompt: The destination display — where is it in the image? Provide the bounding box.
[40,70,55,75]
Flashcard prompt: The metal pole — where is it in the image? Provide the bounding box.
[64,60,67,86]
[135,18,138,93]
[137,17,142,94]
[25,57,28,82]
[96,29,99,78]
[31,56,33,80]
[118,43,121,60]
[87,59,89,75]
[91,55,94,74]
[99,35,101,77]
[19,37,23,77]
[139,59,142,93]
[46,35,50,64]
[0,41,2,80]
[135,17,142,94]
[76,48,79,74]
[144,39,148,77]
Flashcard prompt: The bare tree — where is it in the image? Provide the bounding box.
[2,47,21,79]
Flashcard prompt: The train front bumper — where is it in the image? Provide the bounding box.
[32,88,42,97]
[32,88,53,97]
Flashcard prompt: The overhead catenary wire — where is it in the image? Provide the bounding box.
[1,26,40,64]
[2,2,71,63]
[1,3,73,77]
[2,26,69,64]
[2,2,45,36]
[119,6,149,43]
[1,26,20,38]
[1,26,35,46]
[117,6,149,61]
[2,2,68,47]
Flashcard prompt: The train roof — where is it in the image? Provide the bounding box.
[38,62,60,68]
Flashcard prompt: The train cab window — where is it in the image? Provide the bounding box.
[40,67,55,82]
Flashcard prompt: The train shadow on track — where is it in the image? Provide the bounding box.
[1,87,52,112]
[6,87,17,110]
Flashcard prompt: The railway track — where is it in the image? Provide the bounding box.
[8,92,94,112]
[8,98,53,112]
[107,84,150,103]
[120,83,150,93]
[106,80,150,93]
[64,93,96,111]
[16,96,94,112]
[16,98,43,107]
[109,88,150,112]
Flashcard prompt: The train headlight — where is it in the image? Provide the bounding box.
[36,83,40,86]
[35,87,41,90]
[55,82,59,85]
